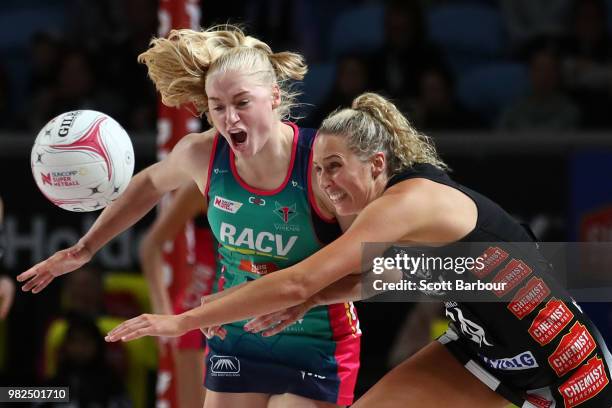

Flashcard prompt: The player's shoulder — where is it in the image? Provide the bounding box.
[173,128,217,158]
[379,178,439,215]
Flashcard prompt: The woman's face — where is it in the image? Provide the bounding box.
[206,70,280,158]
[313,134,382,215]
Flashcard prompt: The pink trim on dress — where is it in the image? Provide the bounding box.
[328,302,361,405]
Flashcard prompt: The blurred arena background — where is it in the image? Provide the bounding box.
[1,0,612,406]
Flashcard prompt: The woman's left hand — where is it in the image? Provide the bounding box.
[243,301,314,337]
[105,314,187,342]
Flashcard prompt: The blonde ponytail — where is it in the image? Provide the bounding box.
[138,25,307,119]
[320,92,447,174]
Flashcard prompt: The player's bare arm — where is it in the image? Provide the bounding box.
[106,187,429,341]
[18,129,216,293]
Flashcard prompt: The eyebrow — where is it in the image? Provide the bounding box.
[313,154,342,165]
[208,91,250,101]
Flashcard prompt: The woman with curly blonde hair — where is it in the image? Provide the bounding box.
[19,25,361,408]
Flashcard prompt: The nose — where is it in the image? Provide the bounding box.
[225,106,239,127]
[318,169,333,190]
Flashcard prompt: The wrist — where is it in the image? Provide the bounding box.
[179,308,202,333]
[76,237,96,258]
[177,313,193,334]
[306,295,320,308]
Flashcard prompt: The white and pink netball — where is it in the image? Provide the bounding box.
[31,110,135,212]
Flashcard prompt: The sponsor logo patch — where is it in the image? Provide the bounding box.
[558,356,609,408]
[41,170,81,187]
[507,277,551,319]
[300,370,326,380]
[218,222,298,257]
[491,259,532,297]
[213,196,243,214]
[525,394,554,408]
[248,196,266,206]
[238,260,278,276]
[548,322,596,377]
[479,351,539,371]
[41,172,52,185]
[529,298,575,346]
[471,246,508,279]
[210,355,240,376]
[274,201,297,223]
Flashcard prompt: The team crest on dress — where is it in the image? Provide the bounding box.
[274,202,297,223]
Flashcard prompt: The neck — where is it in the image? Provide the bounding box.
[356,172,390,216]
[235,121,293,178]
[372,172,390,200]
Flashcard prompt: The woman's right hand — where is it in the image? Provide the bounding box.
[17,242,92,293]
[199,296,226,340]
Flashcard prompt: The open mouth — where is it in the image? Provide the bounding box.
[327,191,347,204]
[229,130,247,147]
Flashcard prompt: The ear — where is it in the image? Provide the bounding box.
[271,84,281,109]
[370,152,386,178]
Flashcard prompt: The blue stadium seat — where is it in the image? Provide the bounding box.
[456,62,529,124]
[328,4,385,58]
[427,4,507,75]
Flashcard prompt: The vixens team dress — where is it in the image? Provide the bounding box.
[203,123,361,405]
[385,163,612,408]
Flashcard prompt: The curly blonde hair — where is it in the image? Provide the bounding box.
[319,92,447,174]
[138,25,307,120]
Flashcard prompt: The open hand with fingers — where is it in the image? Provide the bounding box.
[17,243,92,293]
[200,325,227,340]
[243,301,314,337]
[105,313,187,342]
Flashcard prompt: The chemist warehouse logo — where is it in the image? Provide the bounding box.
[558,356,609,407]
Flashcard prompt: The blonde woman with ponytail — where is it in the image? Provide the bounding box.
[106,90,612,407]
[19,25,363,407]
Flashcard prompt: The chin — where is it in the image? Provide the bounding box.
[334,203,359,216]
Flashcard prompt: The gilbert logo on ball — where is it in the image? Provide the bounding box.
[31,110,135,212]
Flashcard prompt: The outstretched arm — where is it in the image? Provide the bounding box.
[106,188,426,341]
[18,131,215,293]
[242,273,363,336]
